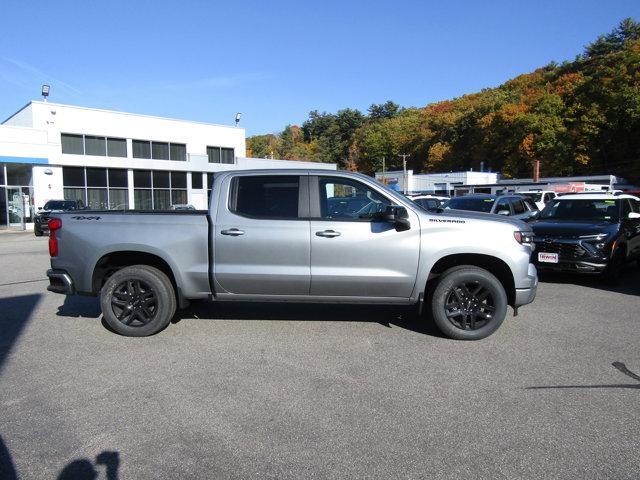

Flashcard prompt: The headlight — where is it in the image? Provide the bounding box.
[579,233,609,241]
[513,231,534,244]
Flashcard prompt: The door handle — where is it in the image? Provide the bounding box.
[315,229,341,238]
[221,228,245,236]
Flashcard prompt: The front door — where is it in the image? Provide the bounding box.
[214,174,311,296]
[309,176,420,298]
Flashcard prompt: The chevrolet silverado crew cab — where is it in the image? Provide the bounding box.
[46,170,537,340]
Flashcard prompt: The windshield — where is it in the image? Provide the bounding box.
[443,197,495,213]
[539,199,619,222]
[43,200,77,210]
[520,192,543,202]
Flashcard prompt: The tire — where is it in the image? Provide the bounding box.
[100,265,176,337]
[602,249,624,284]
[430,266,508,340]
[34,228,43,237]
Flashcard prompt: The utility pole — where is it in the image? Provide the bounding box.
[399,154,410,194]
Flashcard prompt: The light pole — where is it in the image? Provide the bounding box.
[399,153,410,194]
[41,84,50,102]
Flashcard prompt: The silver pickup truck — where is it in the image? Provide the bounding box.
[46,169,537,340]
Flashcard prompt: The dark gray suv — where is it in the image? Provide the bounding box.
[442,194,538,221]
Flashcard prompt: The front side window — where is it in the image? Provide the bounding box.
[231,176,299,219]
[319,177,391,220]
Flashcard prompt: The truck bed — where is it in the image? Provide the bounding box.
[51,210,211,300]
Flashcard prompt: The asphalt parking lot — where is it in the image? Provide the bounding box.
[0,232,639,479]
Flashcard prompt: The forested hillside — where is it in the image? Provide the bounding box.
[247,19,640,181]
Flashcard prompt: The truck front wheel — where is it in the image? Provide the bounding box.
[430,266,508,340]
[100,265,176,337]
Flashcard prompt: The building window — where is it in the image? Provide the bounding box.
[62,166,129,210]
[133,140,186,161]
[61,134,84,155]
[133,170,188,209]
[191,172,203,189]
[207,146,235,164]
[133,140,151,159]
[84,136,106,156]
[107,138,127,157]
[170,143,186,161]
[61,133,128,157]
[152,142,170,160]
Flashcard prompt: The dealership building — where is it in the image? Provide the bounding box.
[0,101,335,230]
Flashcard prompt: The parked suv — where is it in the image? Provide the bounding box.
[442,194,538,222]
[529,193,640,279]
[34,199,84,236]
[518,190,557,211]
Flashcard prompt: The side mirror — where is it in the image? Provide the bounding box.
[379,205,410,231]
[497,210,510,216]
[628,212,640,219]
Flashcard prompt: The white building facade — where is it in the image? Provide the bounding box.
[0,101,335,229]
[375,169,498,195]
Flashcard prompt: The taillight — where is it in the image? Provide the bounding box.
[48,218,62,257]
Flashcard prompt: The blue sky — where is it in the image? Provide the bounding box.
[1,0,639,136]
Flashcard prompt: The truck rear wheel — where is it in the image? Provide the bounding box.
[430,266,507,340]
[100,265,176,337]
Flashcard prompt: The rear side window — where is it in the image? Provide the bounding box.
[513,199,526,214]
[231,176,299,219]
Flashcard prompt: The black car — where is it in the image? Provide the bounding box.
[529,193,640,280]
[34,199,84,236]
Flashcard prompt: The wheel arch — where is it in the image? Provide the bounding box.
[427,253,516,306]
[91,250,185,307]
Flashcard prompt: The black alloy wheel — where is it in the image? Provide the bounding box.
[444,281,495,331]
[110,279,158,327]
[430,266,508,340]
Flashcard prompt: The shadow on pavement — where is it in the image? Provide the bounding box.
[0,435,18,480]
[526,361,640,391]
[56,295,101,319]
[57,451,120,480]
[0,294,41,374]
[537,266,640,296]
[174,300,446,337]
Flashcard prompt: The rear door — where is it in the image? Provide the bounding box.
[308,175,420,298]
[213,174,311,295]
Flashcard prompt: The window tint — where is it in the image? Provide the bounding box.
[207,146,221,163]
[133,170,152,188]
[151,142,170,160]
[170,143,186,161]
[233,176,299,219]
[86,168,107,187]
[191,172,203,189]
[444,197,494,213]
[108,169,128,188]
[61,134,84,155]
[622,199,633,218]
[513,199,526,214]
[221,148,234,164]
[631,199,640,213]
[171,171,187,188]
[495,198,511,214]
[319,177,391,220]
[84,136,106,156]
[132,140,151,159]
[107,138,127,157]
[153,171,170,188]
[63,167,85,187]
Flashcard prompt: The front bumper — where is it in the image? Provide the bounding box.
[46,269,75,295]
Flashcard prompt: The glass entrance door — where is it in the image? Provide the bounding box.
[8,187,25,229]
[0,187,7,229]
